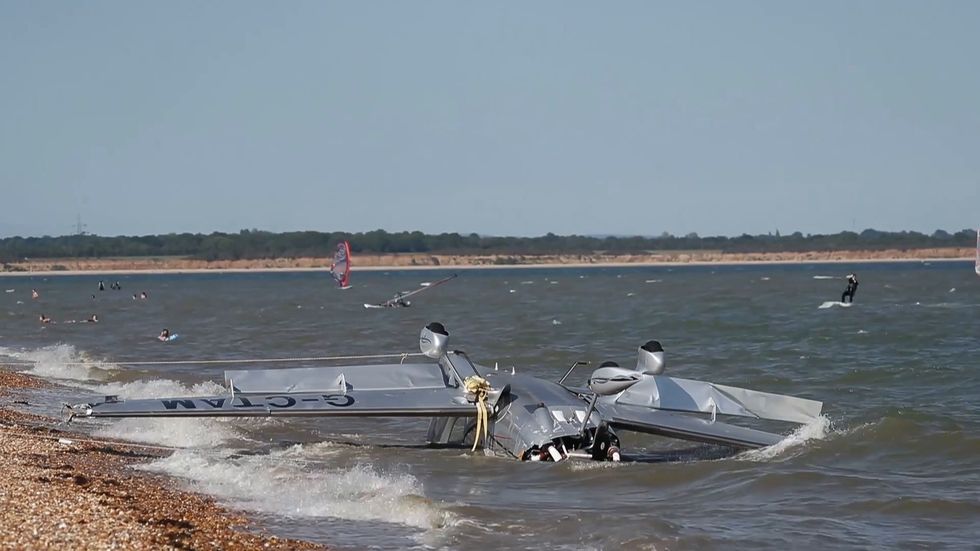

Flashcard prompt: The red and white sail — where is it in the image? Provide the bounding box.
[330,241,352,289]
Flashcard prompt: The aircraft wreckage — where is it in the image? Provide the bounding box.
[65,323,823,462]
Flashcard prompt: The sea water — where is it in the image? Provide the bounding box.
[1,262,978,550]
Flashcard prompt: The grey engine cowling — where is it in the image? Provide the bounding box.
[636,340,665,375]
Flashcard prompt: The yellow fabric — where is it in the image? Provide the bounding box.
[463,376,491,451]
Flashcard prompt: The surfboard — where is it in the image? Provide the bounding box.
[818,301,852,309]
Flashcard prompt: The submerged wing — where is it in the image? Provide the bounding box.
[71,363,476,419]
[329,241,352,288]
[615,375,822,425]
[600,404,783,448]
[593,371,822,449]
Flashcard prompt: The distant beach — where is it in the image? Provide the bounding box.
[0,247,972,276]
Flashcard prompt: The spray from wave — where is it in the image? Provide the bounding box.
[0,344,118,381]
[138,443,456,529]
[737,415,832,462]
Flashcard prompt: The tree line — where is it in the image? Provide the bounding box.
[0,228,974,262]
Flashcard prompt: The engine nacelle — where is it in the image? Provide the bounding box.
[419,322,449,359]
[636,340,665,375]
[588,364,642,396]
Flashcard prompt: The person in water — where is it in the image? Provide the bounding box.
[158,328,170,341]
[39,314,51,324]
[841,274,859,303]
[31,288,39,299]
[140,291,148,300]
[98,280,105,291]
[83,314,99,323]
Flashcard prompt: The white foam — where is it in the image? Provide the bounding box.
[90,379,226,400]
[96,418,240,448]
[812,275,837,280]
[139,445,455,529]
[87,379,241,448]
[737,415,831,462]
[1,344,118,381]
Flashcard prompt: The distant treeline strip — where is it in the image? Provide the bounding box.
[0,228,974,262]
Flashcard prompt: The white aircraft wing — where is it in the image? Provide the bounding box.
[68,362,477,419]
[599,404,784,449]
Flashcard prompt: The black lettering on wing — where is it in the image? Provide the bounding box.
[201,398,226,408]
[322,394,355,407]
[266,396,297,408]
[162,399,196,410]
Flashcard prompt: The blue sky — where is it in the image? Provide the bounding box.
[1,1,977,238]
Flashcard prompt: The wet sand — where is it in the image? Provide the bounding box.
[0,370,325,550]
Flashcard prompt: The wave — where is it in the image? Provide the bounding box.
[0,343,118,381]
[737,415,832,462]
[138,443,456,530]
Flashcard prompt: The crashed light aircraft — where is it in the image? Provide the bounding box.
[65,323,823,462]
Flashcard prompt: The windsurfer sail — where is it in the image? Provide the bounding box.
[975,228,979,276]
[330,241,352,289]
[365,273,458,309]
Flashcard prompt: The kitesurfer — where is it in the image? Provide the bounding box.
[841,274,859,303]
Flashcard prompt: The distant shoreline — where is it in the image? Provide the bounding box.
[0,248,972,277]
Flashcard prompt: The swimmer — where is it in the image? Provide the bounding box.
[158,328,171,341]
[83,314,99,323]
[39,314,51,324]
[31,289,39,299]
[140,291,148,300]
